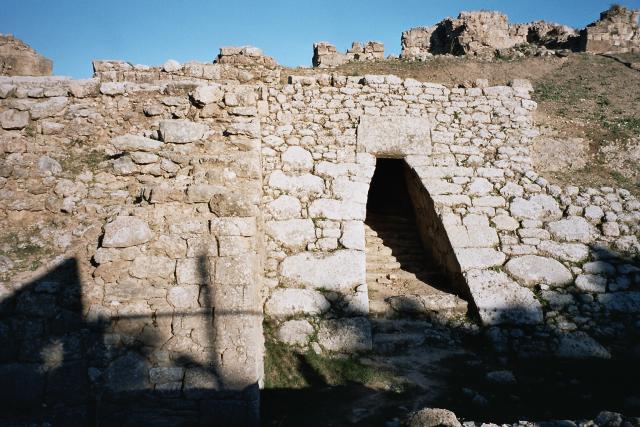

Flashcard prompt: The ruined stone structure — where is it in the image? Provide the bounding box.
[1,13,640,426]
[400,7,640,59]
[581,5,640,53]
[312,41,384,68]
[0,34,53,76]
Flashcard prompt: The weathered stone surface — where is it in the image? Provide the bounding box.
[30,97,68,119]
[111,134,163,152]
[454,248,506,271]
[505,255,573,287]
[599,292,640,313]
[192,84,223,105]
[547,217,597,243]
[268,171,325,198]
[317,317,372,352]
[406,407,462,427]
[210,217,256,236]
[38,156,62,175]
[510,195,562,221]
[308,198,366,220]
[280,250,365,291]
[130,255,175,279]
[104,352,150,393]
[0,109,29,129]
[340,221,365,250]
[102,216,154,248]
[538,240,590,263]
[466,269,543,325]
[266,195,301,220]
[266,219,316,251]
[575,274,607,293]
[277,319,314,346]
[149,367,184,384]
[0,34,53,76]
[556,332,611,359]
[387,293,467,316]
[159,120,208,143]
[163,59,182,72]
[357,115,431,157]
[445,224,499,248]
[167,285,200,309]
[282,146,313,172]
[265,288,330,317]
[176,257,210,285]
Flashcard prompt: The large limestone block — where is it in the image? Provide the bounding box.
[266,195,301,220]
[130,255,176,279]
[266,219,316,251]
[176,257,211,285]
[547,217,597,243]
[332,177,369,204]
[445,224,499,248]
[357,115,432,157]
[454,248,506,271]
[111,134,163,152]
[280,250,365,291]
[159,120,209,143]
[0,109,29,130]
[509,195,562,221]
[308,198,366,221]
[317,317,372,352]
[102,216,153,248]
[282,146,313,172]
[268,170,325,198]
[556,332,610,359]
[167,285,200,309]
[265,288,330,317]
[30,97,68,119]
[466,269,543,326]
[340,221,365,250]
[505,255,573,287]
[277,320,315,346]
[538,240,590,263]
[191,84,224,105]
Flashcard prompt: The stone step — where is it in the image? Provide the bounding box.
[370,318,435,333]
[372,332,426,353]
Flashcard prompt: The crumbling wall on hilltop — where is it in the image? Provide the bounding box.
[312,41,384,68]
[581,5,640,54]
[401,11,579,59]
[0,34,52,76]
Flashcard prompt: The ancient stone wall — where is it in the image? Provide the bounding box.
[0,61,266,425]
[581,5,640,53]
[313,41,384,68]
[260,73,640,361]
[401,11,580,59]
[0,34,52,76]
[1,41,640,426]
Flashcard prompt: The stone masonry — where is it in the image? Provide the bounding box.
[0,34,53,76]
[1,17,640,427]
[401,6,636,59]
[581,5,640,53]
[313,41,385,68]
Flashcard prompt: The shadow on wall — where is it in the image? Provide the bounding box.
[0,255,259,427]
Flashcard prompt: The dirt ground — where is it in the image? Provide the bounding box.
[284,53,640,194]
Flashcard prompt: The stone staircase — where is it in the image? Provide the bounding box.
[365,212,468,321]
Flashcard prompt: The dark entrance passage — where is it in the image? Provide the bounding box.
[365,158,467,318]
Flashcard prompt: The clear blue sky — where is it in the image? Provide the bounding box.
[2,0,638,78]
